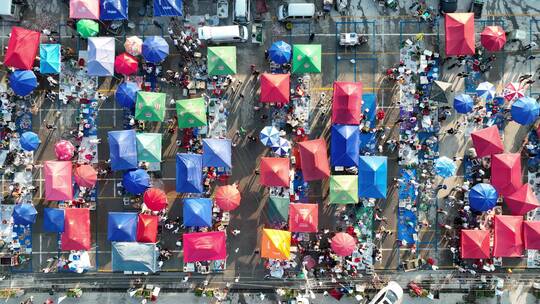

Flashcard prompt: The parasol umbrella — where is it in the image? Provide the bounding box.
[214,185,241,211]
[331,232,356,256]
[9,70,37,96]
[271,137,291,156]
[20,131,40,151]
[480,26,506,51]
[434,156,456,178]
[302,255,316,270]
[115,82,140,108]
[122,169,150,195]
[268,40,292,64]
[76,19,99,38]
[114,52,138,75]
[476,82,496,100]
[74,165,98,188]
[469,183,498,212]
[453,94,474,114]
[142,36,169,63]
[260,126,280,147]
[143,188,168,211]
[124,36,143,56]
[503,82,524,102]
[12,203,37,225]
[511,96,540,125]
[54,140,75,161]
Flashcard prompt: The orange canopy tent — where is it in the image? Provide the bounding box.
[493,215,523,257]
[460,230,490,259]
[260,73,290,104]
[260,157,290,187]
[289,203,318,233]
[261,228,291,260]
[298,139,330,181]
[445,13,475,56]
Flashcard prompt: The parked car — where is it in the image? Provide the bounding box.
[368,281,404,304]
[439,0,458,14]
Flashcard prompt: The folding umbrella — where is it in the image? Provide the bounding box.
[269,41,292,64]
[108,130,138,171]
[292,44,322,74]
[260,126,280,147]
[470,125,504,157]
[468,183,498,212]
[503,82,524,102]
[100,0,128,20]
[183,198,212,227]
[271,137,291,156]
[12,203,37,225]
[39,44,61,74]
[142,36,169,63]
[19,131,40,151]
[330,124,359,167]
[207,46,237,75]
[491,153,522,196]
[74,164,98,188]
[453,94,474,114]
[137,214,158,243]
[511,96,540,125]
[214,185,241,211]
[460,230,490,259]
[122,169,150,195]
[115,82,140,108]
[76,19,99,38]
[87,37,115,76]
[260,73,290,103]
[298,139,330,181]
[143,188,168,211]
[476,82,496,100]
[444,13,475,56]
[523,221,540,250]
[176,153,203,193]
[260,157,290,187]
[331,232,356,256]
[183,231,227,263]
[136,133,162,163]
[108,212,138,242]
[434,156,456,178]
[154,0,183,17]
[202,139,232,168]
[330,175,358,204]
[70,0,100,19]
[54,140,76,161]
[504,184,539,215]
[124,36,143,56]
[5,27,40,70]
[9,70,37,96]
[114,53,138,75]
[135,91,166,122]
[289,203,318,232]
[480,26,506,52]
[43,208,65,232]
[176,98,207,128]
[261,229,291,260]
[358,156,387,199]
[332,81,363,125]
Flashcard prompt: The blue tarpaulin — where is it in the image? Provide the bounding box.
[362,93,377,128]
[142,36,169,63]
[112,242,158,273]
[358,156,387,199]
[100,0,128,20]
[153,0,183,16]
[183,198,212,227]
[13,203,37,225]
[20,131,40,151]
[511,97,540,125]
[469,183,498,212]
[9,70,37,96]
[39,44,61,74]
[202,139,232,169]
[115,82,140,108]
[108,212,138,242]
[122,169,150,195]
[331,125,359,167]
[43,208,64,232]
[269,41,291,64]
[108,130,138,171]
[176,153,203,193]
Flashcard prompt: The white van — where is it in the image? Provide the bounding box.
[197,25,249,43]
[233,0,251,25]
[277,3,316,22]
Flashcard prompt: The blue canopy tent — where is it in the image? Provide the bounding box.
[87,37,115,76]
[469,183,498,212]
[9,70,37,96]
[183,198,212,227]
[176,153,203,193]
[108,130,138,171]
[122,169,150,195]
[20,131,40,151]
[43,208,64,232]
[202,138,232,169]
[39,44,61,74]
[454,94,474,114]
[331,125,359,167]
[511,97,540,125]
[153,0,183,16]
[13,203,37,225]
[112,242,158,273]
[100,0,128,20]
[358,156,387,199]
[108,212,138,242]
[269,41,291,64]
[115,82,140,108]
[142,36,169,63]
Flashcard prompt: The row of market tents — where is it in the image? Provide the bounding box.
[68,0,184,20]
[445,12,507,55]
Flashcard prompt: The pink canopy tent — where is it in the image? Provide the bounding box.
[332,81,363,125]
[460,230,490,259]
[505,184,539,215]
[470,126,504,157]
[44,161,73,201]
[74,164,97,188]
[493,215,523,257]
[491,153,522,196]
[183,231,226,263]
[260,157,290,187]
[69,0,100,19]
[298,139,330,181]
[61,208,91,251]
[289,203,318,233]
[523,221,540,250]
[445,13,475,56]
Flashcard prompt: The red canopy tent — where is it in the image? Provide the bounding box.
[260,157,290,187]
[74,164,98,188]
[115,53,139,75]
[298,139,330,181]
[445,13,475,56]
[493,215,523,257]
[523,221,540,250]
[136,214,158,243]
[5,27,40,70]
[505,184,539,215]
[480,26,507,52]
[61,208,91,251]
[214,185,241,211]
[332,81,363,125]
[460,230,490,259]
[491,153,522,196]
[471,126,504,157]
[289,203,318,233]
[183,231,226,263]
[260,73,290,104]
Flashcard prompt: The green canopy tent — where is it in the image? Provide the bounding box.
[266,196,289,223]
[135,91,166,122]
[292,44,321,74]
[207,46,237,75]
[176,98,207,129]
[76,19,99,38]
[136,133,162,163]
[329,175,358,204]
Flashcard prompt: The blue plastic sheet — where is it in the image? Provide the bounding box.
[108,130,138,171]
[13,203,37,225]
[153,0,183,16]
[108,212,138,242]
[100,0,128,20]
[39,44,61,74]
[176,153,203,193]
[358,156,387,199]
[330,125,359,167]
[202,139,232,169]
[43,208,65,232]
[183,198,212,227]
[361,93,377,128]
